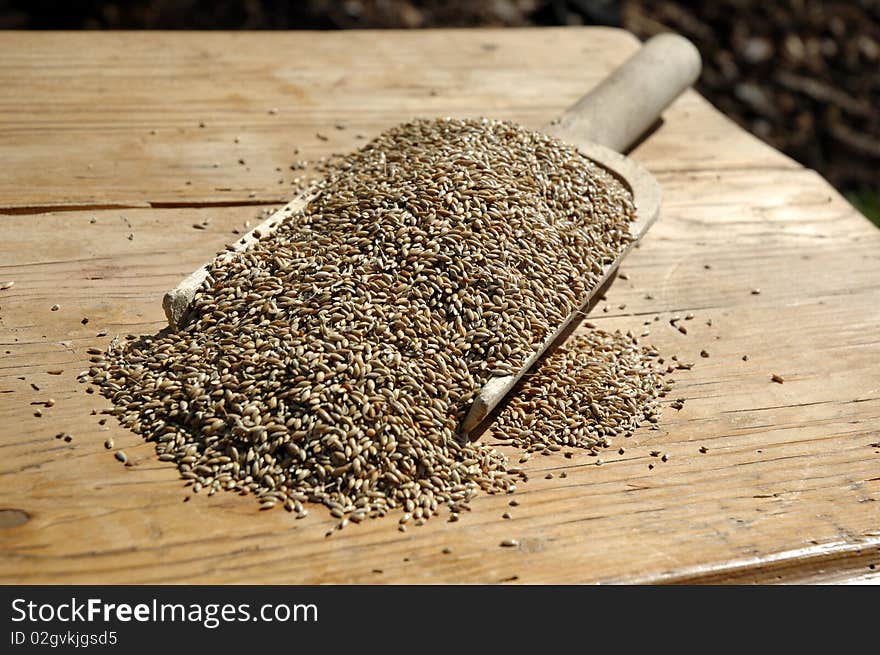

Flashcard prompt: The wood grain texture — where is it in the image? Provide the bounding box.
[0,29,796,211]
[1,29,879,585]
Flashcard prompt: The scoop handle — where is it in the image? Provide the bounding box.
[551,33,702,153]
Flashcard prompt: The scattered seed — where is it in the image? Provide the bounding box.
[502,512,512,519]
[771,374,785,384]
[751,289,761,295]
[115,451,127,464]
[33,409,42,417]
[0,281,14,290]
[50,304,60,311]
[742,354,749,361]
[677,325,688,335]
[699,446,708,454]
[700,350,709,358]
[47,369,63,375]
[104,438,114,449]
[442,547,452,554]
[500,538,519,548]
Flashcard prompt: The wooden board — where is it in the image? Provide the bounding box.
[1,29,879,584]
[0,29,797,212]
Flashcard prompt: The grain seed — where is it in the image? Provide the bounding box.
[87,118,669,531]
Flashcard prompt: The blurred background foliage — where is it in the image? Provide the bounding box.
[2,0,877,225]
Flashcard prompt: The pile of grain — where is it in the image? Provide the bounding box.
[493,328,670,452]
[91,117,652,527]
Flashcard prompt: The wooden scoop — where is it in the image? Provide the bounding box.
[461,33,701,436]
[162,33,701,435]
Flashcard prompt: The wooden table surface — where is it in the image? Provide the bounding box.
[1,29,879,585]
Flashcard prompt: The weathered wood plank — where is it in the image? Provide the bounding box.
[0,29,797,211]
[2,160,878,583]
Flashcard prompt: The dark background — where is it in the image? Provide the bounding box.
[2,0,878,223]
